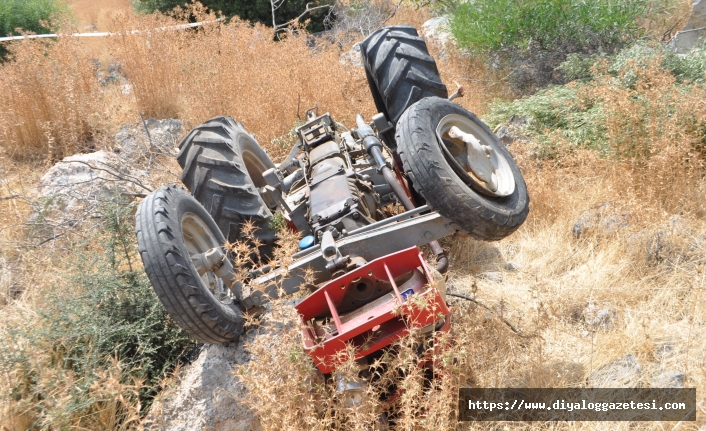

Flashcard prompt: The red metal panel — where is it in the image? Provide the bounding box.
[296,246,450,374]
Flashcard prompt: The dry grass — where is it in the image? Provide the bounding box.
[0,5,491,163]
[231,153,706,430]
[643,0,695,39]
[67,0,135,31]
[0,37,102,161]
[0,3,705,430]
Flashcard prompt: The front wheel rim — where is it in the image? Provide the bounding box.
[435,114,515,197]
[182,212,233,305]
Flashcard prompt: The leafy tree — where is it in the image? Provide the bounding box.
[132,0,332,32]
[0,0,69,36]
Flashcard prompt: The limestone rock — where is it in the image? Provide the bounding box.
[114,118,183,163]
[422,16,455,60]
[37,150,152,215]
[573,204,629,239]
[505,261,521,271]
[423,16,452,48]
[480,271,503,283]
[651,370,685,388]
[672,0,706,53]
[582,304,616,331]
[339,42,363,68]
[589,354,642,388]
[148,342,260,431]
[494,115,529,147]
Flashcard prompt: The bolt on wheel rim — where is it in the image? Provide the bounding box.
[435,114,515,197]
[182,213,233,305]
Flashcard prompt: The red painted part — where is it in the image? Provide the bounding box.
[393,166,415,204]
[285,219,299,233]
[296,247,450,374]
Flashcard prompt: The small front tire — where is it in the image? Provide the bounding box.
[136,186,245,344]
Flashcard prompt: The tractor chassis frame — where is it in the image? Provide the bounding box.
[240,208,455,309]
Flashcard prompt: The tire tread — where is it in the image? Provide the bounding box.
[136,186,244,344]
[361,25,448,125]
[177,117,276,244]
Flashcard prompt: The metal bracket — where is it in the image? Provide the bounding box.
[191,247,243,299]
[321,230,349,272]
[240,211,455,309]
[372,112,393,134]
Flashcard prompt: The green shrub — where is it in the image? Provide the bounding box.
[557,53,601,82]
[487,41,706,160]
[0,201,193,427]
[621,40,706,84]
[448,0,649,91]
[558,41,706,86]
[486,84,607,157]
[450,0,647,54]
[0,0,69,36]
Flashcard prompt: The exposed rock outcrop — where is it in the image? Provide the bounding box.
[147,342,260,431]
[672,0,706,53]
[37,150,152,214]
[114,118,183,163]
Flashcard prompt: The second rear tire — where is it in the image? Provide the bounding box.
[360,25,448,129]
[177,116,277,246]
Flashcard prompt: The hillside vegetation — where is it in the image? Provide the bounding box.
[0,0,69,36]
[0,1,704,429]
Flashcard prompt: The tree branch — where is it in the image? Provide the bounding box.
[379,0,404,29]
[274,3,333,31]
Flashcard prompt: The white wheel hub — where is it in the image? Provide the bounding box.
[182,213,233,305]
[436,114,515,197]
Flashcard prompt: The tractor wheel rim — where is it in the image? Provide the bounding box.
[435,114,515,197]
[182,213,233,305]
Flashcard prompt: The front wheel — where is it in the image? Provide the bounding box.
[135,186,244,344]
[396,97,529,241]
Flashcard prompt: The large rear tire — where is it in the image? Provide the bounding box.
[136,186,244,344]
[396,98,529,241]
[360,25,448,127]
[177,116,276,246]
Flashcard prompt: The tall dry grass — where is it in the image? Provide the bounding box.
[0,37,101,161]
[0,5,490,162]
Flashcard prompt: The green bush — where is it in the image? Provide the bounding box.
[450,0,647,54]
[0,0,69,36]
[557,41,706,86]
[486,84,607,158]
[448,0,649,91]
[0,201,194,427]
[486,41,706,159]
[0,0,70,61]
[614,41,706,84]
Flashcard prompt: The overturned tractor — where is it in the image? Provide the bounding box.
[135,24,529,422]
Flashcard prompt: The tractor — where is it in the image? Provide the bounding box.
[135,24,529,422]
